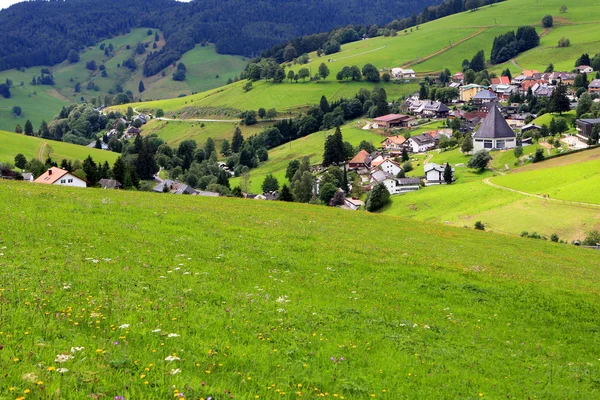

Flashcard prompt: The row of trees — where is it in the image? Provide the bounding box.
[490,26,540,64]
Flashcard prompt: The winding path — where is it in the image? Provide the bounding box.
[483,177,600,208]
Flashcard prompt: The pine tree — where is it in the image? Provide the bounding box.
[138,81,145,93]
[401,148,409,162]
[231,127,244,153]
[15,124,22,134]
[319,95,330,114]
[549,83,570,114]
[112,156,126,183]
[83,155,99,186]
[279,184,293,202]
[24,120,34,136]
[322,126,346,167]
[443,163,453,184]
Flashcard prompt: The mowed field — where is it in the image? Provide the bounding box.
[0,29,247,131]
[0,130,118,165]
[491,147,600,204]
[141,119,270,148]
[1,180,600,399]
[230,121,384,193]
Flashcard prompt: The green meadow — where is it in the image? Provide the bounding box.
[491,147,600,204]
[1,180,600,399]
[140,120,269,148]
[0,130,118,165]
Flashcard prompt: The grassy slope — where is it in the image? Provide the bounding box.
[383,146,600,240]
[0,30,246,131]
[1,180,600,399]
[491,147,600,204]
[128,80,419,115]
[0,130,118,165]
[141,119,269,148]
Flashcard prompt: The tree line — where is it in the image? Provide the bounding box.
[0,0,441,75]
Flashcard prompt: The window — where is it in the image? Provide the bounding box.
[60,179,66,184]
[484,140,493,149]
[68,179,73,183]
[497,140,505,149]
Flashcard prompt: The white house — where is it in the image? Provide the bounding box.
[391,67,416,79]
[576,65,594,74]
[34,167,87,188]
[381,135,407,153]
[472,104,517,151]
[407,133,436,153]
[375,159,402,176]
[425,163,454,185]
[370,171,420,195]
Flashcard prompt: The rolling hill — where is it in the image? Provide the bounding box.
[1,179,600,399]
[0,130,118,165]
[0,29,247,132]
[382,146,600,241]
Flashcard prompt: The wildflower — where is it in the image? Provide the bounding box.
[171,368,181,375]
[57,368,69,373]
[168,333,180,338]
[22,372,38,382]
[119,324,130,329]
[36,381,44,385]
[71,347,85,353]
[152,329,161,333]
[114,397,125,400]
[24,389,31,394]
[55,354,74,363]
[165,355,181,362]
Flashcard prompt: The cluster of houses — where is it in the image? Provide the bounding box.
[347,148,455,196]
[104,113,150,143]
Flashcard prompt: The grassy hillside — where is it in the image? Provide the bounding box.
[230,121,383,192]
[491,147,600,204]
[0,29,246,131]
[383,146,600,240]
[0,130,118,165]
[1,180,600,399]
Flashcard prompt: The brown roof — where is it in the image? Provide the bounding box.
[34,167,69,185]
[373,114,410,123]
[349,150,370,165]
[491,76,510,85]
[382,135,406,145]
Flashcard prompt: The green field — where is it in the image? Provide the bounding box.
[230,121,383,192]
[141,119,269,148]
[0,130,118,165]
[0,30,246,131]
[1,180,600,399]
[491,147,600,204]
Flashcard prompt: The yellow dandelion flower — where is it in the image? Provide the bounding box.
[47,366,56,372]
[37,381,44,385]
[140,374,146,379]
[24,389,31,394]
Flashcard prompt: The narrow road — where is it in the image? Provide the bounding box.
[156,117,241,123]
[483,177,600,208]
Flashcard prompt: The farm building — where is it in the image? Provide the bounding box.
[373,114,414,128]
[348,150,372,170]
[472,104,516,151]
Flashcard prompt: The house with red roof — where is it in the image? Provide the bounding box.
[348,150,372,170]
[34,167,87,188]
[491,76,511,85]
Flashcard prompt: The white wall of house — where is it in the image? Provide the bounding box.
[53,173,87,188]
[408,139,434,153]
[473,138,516,152]
[379,160,401,176]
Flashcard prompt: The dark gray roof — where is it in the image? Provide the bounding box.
[473,104,516,139]
[398,178,421,185]
[410,133,436,145]
[578,118,600,124]
[473,89,497,100]
[99,179,123,189]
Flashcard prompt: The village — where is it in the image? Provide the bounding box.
[5,61,600,212]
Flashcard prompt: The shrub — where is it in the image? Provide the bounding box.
[474,221,485,231]
[558,37,570,47]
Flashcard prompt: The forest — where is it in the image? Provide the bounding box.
[0,0,442,75]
